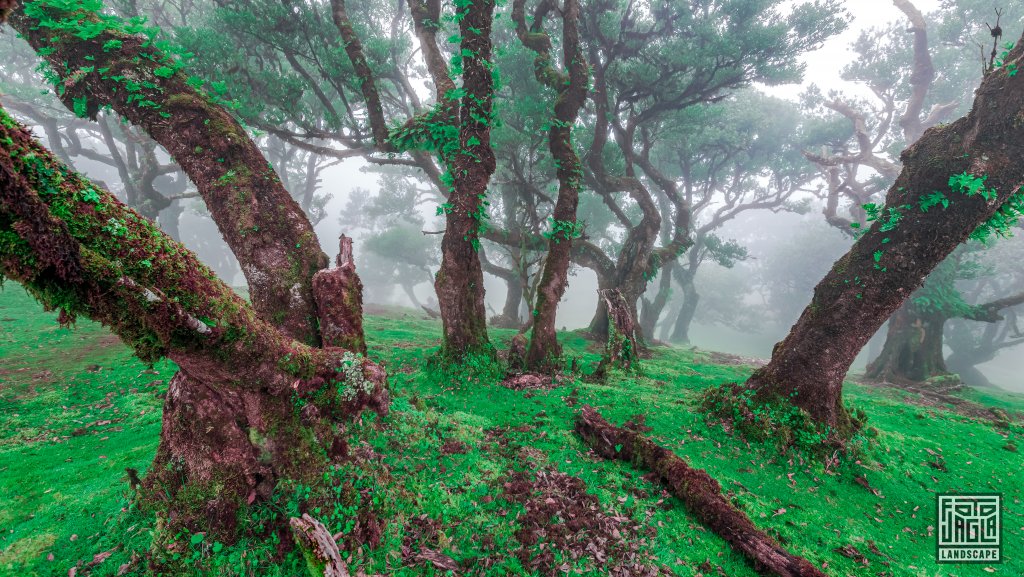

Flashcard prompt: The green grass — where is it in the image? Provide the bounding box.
[1,285,1022,576]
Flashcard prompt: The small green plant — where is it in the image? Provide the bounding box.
[542,218,584,243]
[699,383,866,455]
[336,351,375,402]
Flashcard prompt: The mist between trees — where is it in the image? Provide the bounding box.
[3,0,1024,571]
[4,0,1020,390]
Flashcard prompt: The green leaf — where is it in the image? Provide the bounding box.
[190,533,204,545]
[72,96,88,118]
[153,66,175,78]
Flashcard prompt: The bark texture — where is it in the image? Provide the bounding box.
[747,38,1024,428]
[575,406,825,577]
[329,0,390,150]
[432,0,498,360]
[512,0,588,372]
[12,4,330,345]
[0,108,387,539]
[594,289,640,376]
[290,514,351,577]
[312,235,367,355]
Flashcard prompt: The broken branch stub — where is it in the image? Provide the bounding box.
[313,234,367,354]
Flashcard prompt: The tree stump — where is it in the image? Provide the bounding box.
[313,235,367,354]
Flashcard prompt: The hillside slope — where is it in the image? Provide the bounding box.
[1,286,1021,576]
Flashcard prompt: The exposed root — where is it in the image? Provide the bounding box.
[574,405,826,577]
[856,377,1020,424]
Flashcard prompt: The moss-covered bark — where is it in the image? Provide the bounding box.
[432,0,498,362]
[747,36,1024,428]
[592,289,641,377]
[11,2,329,345]
[313,235,367,354]
[575,406,825,577]
[0,107,387,542]
[512,0,588,373]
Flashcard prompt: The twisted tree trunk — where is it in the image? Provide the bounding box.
[513,0,588,372]
[12,4,330,346]
[747,40,1024,429]
[432,0,499,361]
[5,5,377,550]
[0,110,387,542]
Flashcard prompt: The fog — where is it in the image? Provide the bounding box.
[3,0,1022,393]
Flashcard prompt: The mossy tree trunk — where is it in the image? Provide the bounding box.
[332,0,498,363]
[747,39,1024,429]
[512,0,588,373]
[0,111,388,541]
[12,4,330,346]
[865,302,948,382]
[432,0,498,362]
[5,4,378,549]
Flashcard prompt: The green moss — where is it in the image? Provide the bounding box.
[3,292,1024,575]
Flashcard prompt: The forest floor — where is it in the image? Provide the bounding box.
[1,286,1023,577]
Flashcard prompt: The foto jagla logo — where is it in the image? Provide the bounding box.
[936,493,1002,564]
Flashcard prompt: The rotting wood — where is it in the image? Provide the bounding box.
[290,514,351,577]
[574,405,826,577]
[313,235,367,354]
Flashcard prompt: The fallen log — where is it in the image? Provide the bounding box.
[574,405,825,577]
[290,514,350,577]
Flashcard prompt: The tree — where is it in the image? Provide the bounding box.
[864,243,1024,383]
[1,2,388,547]
[633,92,819,343]
[511,0,588,372]
[746,33,1024,430]
[801,0,1024,385]
[571,0,846,346]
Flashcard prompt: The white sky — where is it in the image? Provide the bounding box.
[764,0,942,100]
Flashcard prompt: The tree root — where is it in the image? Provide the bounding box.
[574,405,825,577]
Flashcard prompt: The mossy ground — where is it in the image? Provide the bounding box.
[1,285,1022,576]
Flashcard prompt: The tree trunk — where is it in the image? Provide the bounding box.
[433,0,498,361]
[639,260,673,341]
[864,302,948,382]
[514,0,588,373]
[670,271,699,344]
[12,6,330,346]
[489,274,524,329]
[747,42,1024,429]
[158,199,184,242]
[593,289,641,376]
[0,111,387,543]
